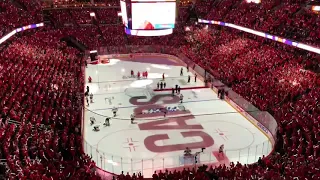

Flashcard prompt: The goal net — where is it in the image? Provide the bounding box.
[124,85,155,98]
[179,154,200,166]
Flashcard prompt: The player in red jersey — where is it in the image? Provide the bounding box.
[137,71,140,79]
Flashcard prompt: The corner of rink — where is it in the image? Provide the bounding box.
[83,55,273,178]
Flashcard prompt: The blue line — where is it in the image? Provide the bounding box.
[89,98,219,111]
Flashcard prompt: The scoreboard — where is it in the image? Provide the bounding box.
[120,0,176,36]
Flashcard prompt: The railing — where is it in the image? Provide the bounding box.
[84,139,272,178]
[85,45,278,178]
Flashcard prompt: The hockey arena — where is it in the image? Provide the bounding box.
[83,54,273,178]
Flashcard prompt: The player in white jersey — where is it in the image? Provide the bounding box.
[130,113,135,124]
[90,93,93,103]
[219,144,224,157]
[90,117,96,126]
[112,107,118,117]
[180,94,184,103]
[93,125,100,132]
[103,117,110,126]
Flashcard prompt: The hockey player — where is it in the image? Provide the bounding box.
[162,73,165,80]
[103,117,110,126]
[130,113,135,124]
[86,96,89,106]
[90,93,93,103]
[137,71,141,79]
[219,144,224,157]
[88,76,92,83]
[93,125,100,132]
[160,82,163,89]
[163,82,166,89]
[195,74,197,82]
[131,70,134,77]
[90,116,96,126]
[188,75,191,83]
[180,67,183,76]
[163,108,167,117]
[145,71,148,78]
[180,94,184,103]
[112,107,118,117]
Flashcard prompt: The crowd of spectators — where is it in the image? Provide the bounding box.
[43,0,119,8]
[48,8,120,27]
[49,9,76,26]
[0,0,319,179]
[95,8,120,24]
[0,29,101,179]
[49,0,194,7]
[0,0,38,36]
[13,0,43,21]
[44,0,320,50]
[204,0,320,48]
[175,25,320,179]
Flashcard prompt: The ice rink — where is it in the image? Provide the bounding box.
[83,56,272,178]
